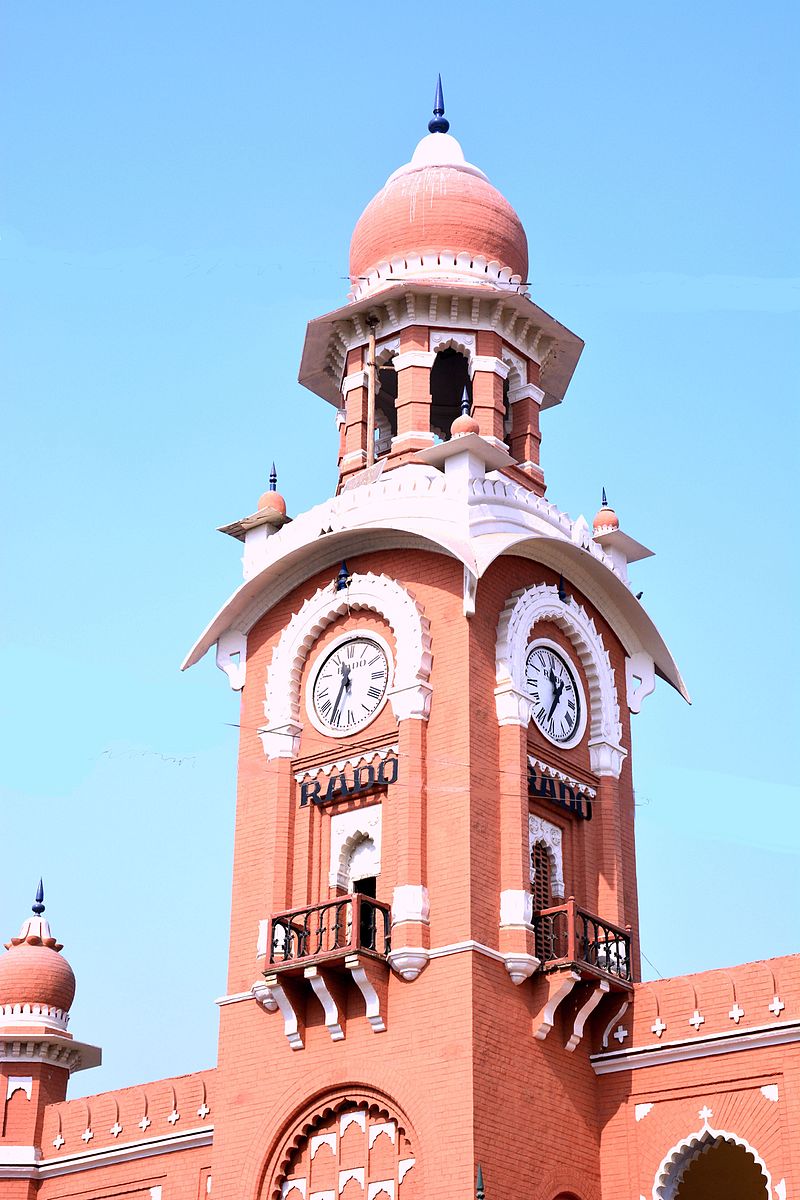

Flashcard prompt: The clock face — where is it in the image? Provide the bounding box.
[308,632,391,736]
[524,640,584,747]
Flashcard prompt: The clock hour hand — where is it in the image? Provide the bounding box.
[547,679,564,721]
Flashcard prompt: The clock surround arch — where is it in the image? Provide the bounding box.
[495,582,625,777]
[261,571,433,758]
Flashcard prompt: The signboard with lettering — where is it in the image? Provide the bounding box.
[299,756,399,807]
[528,761,593,821]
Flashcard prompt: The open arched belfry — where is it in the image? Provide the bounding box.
[1,80,797,1200]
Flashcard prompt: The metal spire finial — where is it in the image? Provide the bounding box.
[428,74,450,134]
[336,560,351,592]
[476,1164,485,1200]
[602,486,608,507]
[460,387,470,416]
[269,463,277,492]
[32,879,45,916]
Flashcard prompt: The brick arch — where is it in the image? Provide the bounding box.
[495,582,624,777]
[256,1089,420,1200]
[262,572,432,752]
[654,1126,772,1200]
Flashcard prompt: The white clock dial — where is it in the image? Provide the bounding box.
[309,633,391,736]
[524,641,584,747]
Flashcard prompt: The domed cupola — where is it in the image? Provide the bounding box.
[0,883,76,1033]
[349,77,529,300]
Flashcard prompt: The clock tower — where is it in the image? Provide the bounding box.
[184,82,687,1200]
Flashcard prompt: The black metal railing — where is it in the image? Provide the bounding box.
[533,897,631,982]
[269,894,391,967]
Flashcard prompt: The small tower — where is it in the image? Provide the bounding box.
[299,81,583,495]
[0,885,100,1160]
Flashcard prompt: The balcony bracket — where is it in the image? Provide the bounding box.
[346,953,386,1034]
[565,979,610,1052]
[533,969,581,1041]
[264,973,305,1051]
[304,966,345,1042]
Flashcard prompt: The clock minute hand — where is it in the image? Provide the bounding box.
[330,664,350,724]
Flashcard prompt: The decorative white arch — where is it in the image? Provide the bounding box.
[429,328,477,367]
[529,814,565,898]
[260,573,432,758]
[653,1123,773,1200]
[495,583,626,778]
[329,806,382,889]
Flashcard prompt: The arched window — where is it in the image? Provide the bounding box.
[375,362,398,457]
[429,348,472,440]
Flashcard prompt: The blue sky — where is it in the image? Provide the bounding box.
[2,2,798,1096]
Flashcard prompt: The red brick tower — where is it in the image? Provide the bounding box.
[184,84,687,1200]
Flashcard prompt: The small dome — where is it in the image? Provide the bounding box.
[0,910,76,1015]
[593,494,620,533]
[258,490,287,517]
[349,132,528,294]
[258,464,287,518]
[451,411,480,437]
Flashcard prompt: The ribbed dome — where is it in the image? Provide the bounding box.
[0,941,76,1013]
[349,132,528,296]
[0,902,76,1017]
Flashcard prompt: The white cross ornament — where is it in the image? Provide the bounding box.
[729,1003,745,1023]
[698,1105,713,1123]
[651,1017,667,1037]
[167,1110,180,1125]
[53,1133,65,1150]
[110,1121,123,1138]
[613,1025,629,1044]
[138,1115,151,1132]
[197,1103,210,1119]
[81,1128,93,1144]
[689,1010,704,1031]
[769,995,785,1016]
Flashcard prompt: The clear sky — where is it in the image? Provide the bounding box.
[2,1,798,1098]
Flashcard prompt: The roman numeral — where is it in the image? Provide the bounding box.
[320,699,332,715]
[367,685,381,700]
[371,670,384,680]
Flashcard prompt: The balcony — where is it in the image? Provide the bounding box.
[533,897,631,984]
[269,894,392,974]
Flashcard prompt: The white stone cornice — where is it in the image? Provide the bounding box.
[393,349,437,371]
[469,355,510,379]
[341,370,369,396]
[6,1126,214,1181]
[508,383,545,405]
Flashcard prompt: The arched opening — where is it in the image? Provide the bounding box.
[343,833,379,950]
[430,348,472,440]
[531,839,553,912]
[375,362,398,458]
[673,1139,769,1200]
[531,838,563,962]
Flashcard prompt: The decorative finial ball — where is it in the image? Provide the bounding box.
[450,411,480,437]
[593,503,619,533]
[257,489,287,517]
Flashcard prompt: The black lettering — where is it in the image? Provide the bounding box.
[300,779,321,807]
[377,756,398,785]
[354,764,375,792]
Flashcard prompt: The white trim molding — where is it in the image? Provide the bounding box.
[261,572,432,757]
[591,1018,800,1074]
[0,1126,213,1182]
[495,582,626,777]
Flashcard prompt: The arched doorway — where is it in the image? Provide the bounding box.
[658,1132,770,1200]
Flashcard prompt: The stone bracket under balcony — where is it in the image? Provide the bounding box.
[532,970,615,1051]
[257,954,387,1051]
